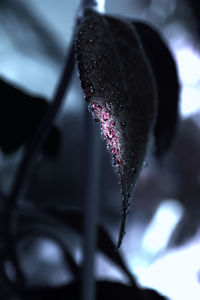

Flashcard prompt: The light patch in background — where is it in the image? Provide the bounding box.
[141,199,184,255]
[122,200,187,299]
[175,47,200,85]
[38,238,62,263]
[121,200,200,300]
[95,253,128,283]
[172,44,200,117]
[149,0,176,22]
[137,240,200,300]
[180,84,200,117]
[125,200,183,273]
[96,0,105,13]
[19,238,72,286]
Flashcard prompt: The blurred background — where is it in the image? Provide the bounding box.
[0,0,200,299]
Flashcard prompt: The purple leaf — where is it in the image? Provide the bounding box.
[76,9,157,248]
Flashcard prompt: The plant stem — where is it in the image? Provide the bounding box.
[6,41,75,234]
[80,2,105,300]
[82,109,102,300]
[3,7,77,285]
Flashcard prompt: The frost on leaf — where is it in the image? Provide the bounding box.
[76,10,157,248]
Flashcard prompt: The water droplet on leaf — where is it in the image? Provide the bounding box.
[107,128,114,139]
[120,122,127,128]
[103,112,109,121]
[143,161,148,168]
[76,10,157,249]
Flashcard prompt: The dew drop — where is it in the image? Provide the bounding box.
[103,112,109,121]
[94,118,99,123]
[106,102,113,111]
[92,102,97,109]
[90,85,94,94]
[109,140,113,146]
[84,81,94,98]
[96,104,102,111]
[107,128,114,139]
[143,161,148,168]
[114,159,120,166]
[131,167,137,174]
[109,120,115,127]
[120,122,127,128]
[112,148,119,155]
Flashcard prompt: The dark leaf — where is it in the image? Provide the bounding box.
[6,207,167,299]
[19,280,167,300]
[76,9,157,247]
[0,78,61,157]
[186,0,200,38]
[15,229,80,279]
[133,21,180,157]
[18,206,135,285]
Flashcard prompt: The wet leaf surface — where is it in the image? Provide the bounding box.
[76,9,157,247]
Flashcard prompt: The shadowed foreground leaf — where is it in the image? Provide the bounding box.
[76,9,157,248]
[2,207,167,299]
[0,78,61,157]
[133,21,180,157]
[17,206,135,285]
[19,281,167,300]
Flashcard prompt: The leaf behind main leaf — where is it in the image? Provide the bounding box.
[0,78,61,157]
[76,9,157,248]
[133,21,180,157]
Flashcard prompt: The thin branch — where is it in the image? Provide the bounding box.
[82,109,102,300]
[80,2,105,300]
[12,33,73,226]
[2,3,79,289]
[2,0,104,297]
[7,41,75,214]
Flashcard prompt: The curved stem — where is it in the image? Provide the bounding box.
[6,0,99,219]
[8,42,75,213]
[2,0,104,296]
[3,3,78,289]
